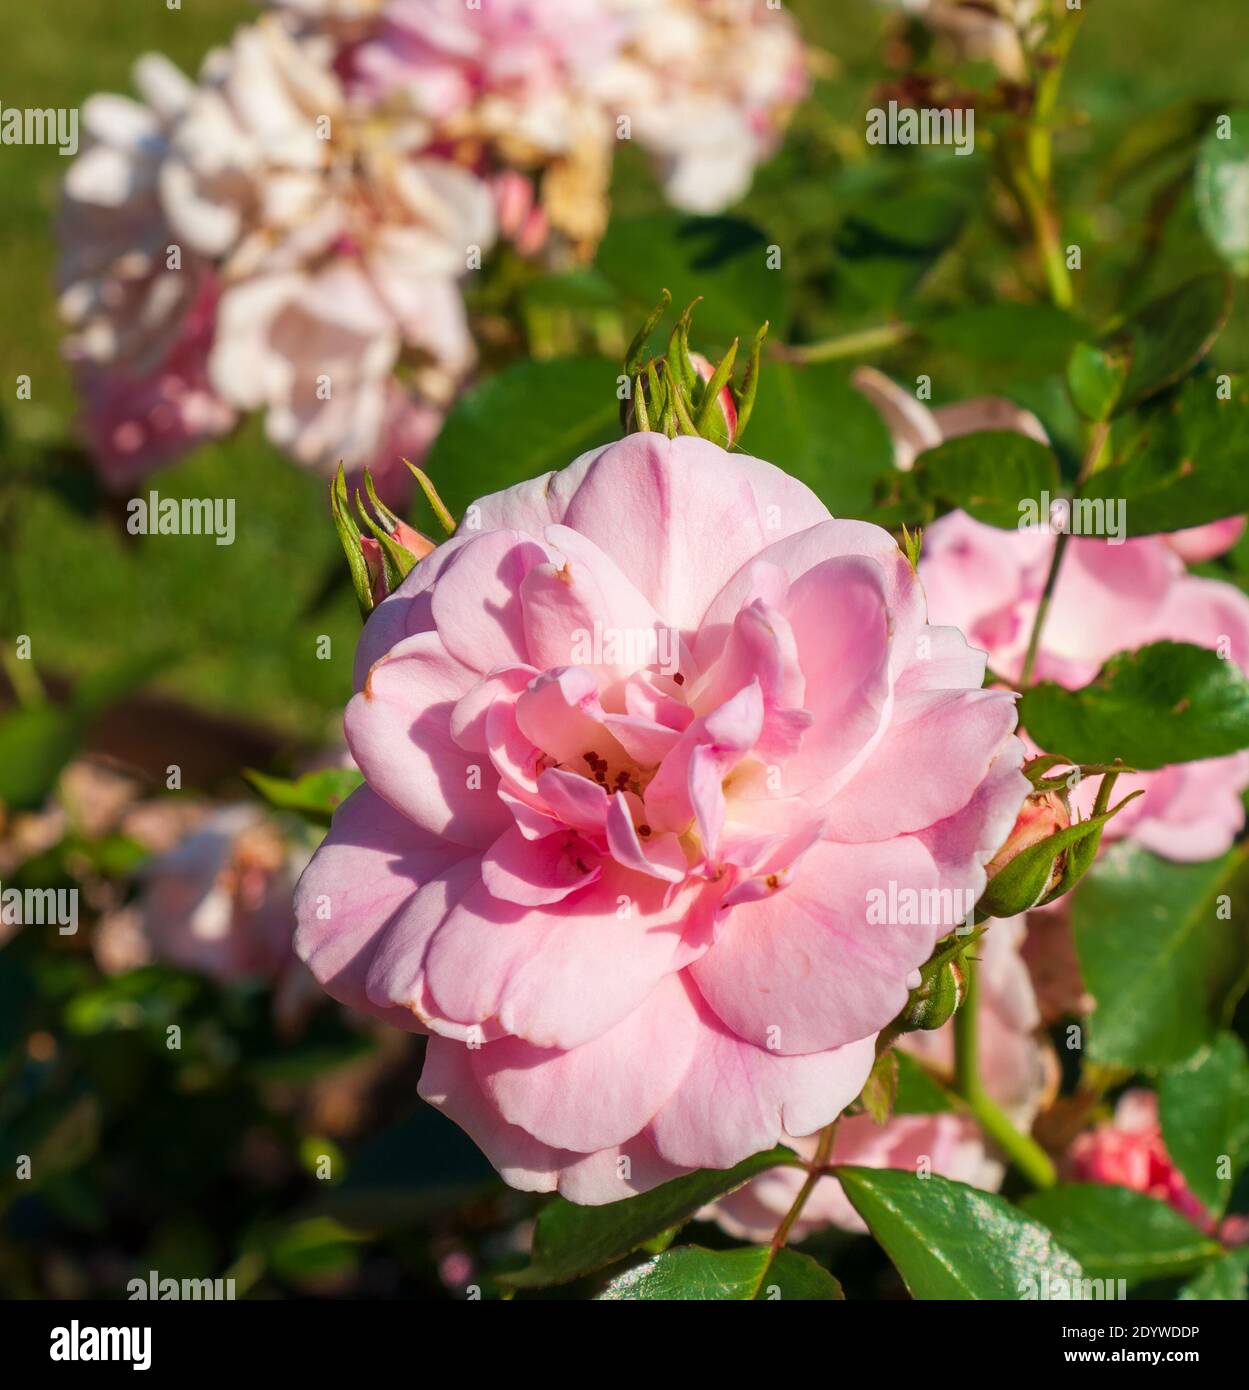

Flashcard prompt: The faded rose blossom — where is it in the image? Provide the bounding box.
[887,1,1041,83]
[131,804,309,990]
[599,0,809,215]
[352,0,624,253]
[710,918,1051,1241]
[490,169,549,258]
[159,15,495,480]
[919,511,1249,861]
[57,53,235,487]
[1069,1089,1248,1245]
[1020,899,1093,1023]
[852,366,1048,472]
[295,432,1027,1203]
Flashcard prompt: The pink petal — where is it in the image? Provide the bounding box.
[480,824,601,906]
[470,973,699,1152]
[431,530,548,671]
[689,837,944,1053]
[347,630,510,847]
[646,978,876,1169]
[420,863,700,1049]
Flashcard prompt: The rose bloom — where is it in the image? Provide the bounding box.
[159,14,494,487]
[598,0,810,215]
[57,54,235,487]
[710,917,1050,1240]
[851,369,1249,864]
[1069,1089,1248,1246]
[295,432,1027,1202]
[919,513,1249,860]
[128,805,308,985]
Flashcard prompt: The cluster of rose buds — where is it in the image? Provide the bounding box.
[58,1,808,490]
[619,290,766,448]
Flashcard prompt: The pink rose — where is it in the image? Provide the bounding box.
[1069,1089,1247,1245]
[711,918,1051,1241]
[295,432,1027,1203]
[919,512,1249,861]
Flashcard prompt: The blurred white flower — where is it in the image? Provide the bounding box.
[158,16,494,477]
[601,0,809,214]
[57,54,236,487]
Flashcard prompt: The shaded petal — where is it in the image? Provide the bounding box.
[470,973,699,1152]
[346,629,509,847]
[690,837,944,1053]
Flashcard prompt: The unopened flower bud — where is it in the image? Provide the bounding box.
[899,954,966,1032]
[986,789,1071,893]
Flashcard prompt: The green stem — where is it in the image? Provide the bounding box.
[1018,525,1071,688]
[953,954,1057,1189]
[773,322,913,365]
[1,648,44,707]
[1017,419,1109,687]
[769,1120,839,1256]
[1001,2,1085,309]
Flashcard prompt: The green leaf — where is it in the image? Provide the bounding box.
[596,1245,842,1301]
[1110,273,1233,414]
[909,431,1061,529]
[1179,1248,1249,1300]
[0,704,83,811]
[596,214,787,344]
[1196,113,1249,276]
[924,304,1086,374]
[859,1050,899,1125]
[893,1052,955,1115]
[499,1146,800,1290]
[244,768,365,828]
[1021,1184,1223,1286]
[1073,843,1249,1069]
[1159,1033,1249,1215]
[1078,376,1249,535]
[424,357,621,519]
[744,363,895,513]
[1019,642,1249,769]
[837,1168,1083,1300]
[1067,341,1129,422]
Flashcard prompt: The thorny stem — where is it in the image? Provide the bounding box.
[953,954,1057,1189]
[769,1120,839,1257]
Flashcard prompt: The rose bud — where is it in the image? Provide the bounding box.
[361,518,436,605]
[986,789,1071,886]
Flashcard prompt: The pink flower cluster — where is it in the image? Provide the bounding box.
[295,434,1028,1202]
[59,2,808,489]
[855,368,1249,864]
